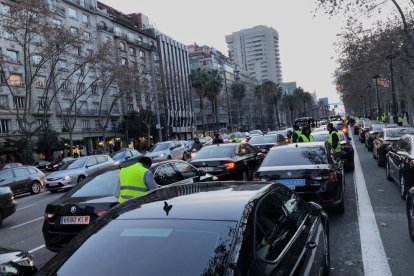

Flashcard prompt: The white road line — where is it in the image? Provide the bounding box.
[10,217,43,229]
[17,204,38,211]
[28,244,45,254]
[351,132,392,276]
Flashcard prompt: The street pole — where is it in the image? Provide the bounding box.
[222,65,232,132]
[373,75,381,115]
[150,47,163,142]
[386,54,398,117]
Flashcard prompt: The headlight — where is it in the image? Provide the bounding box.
[114,161,120,165]
[158,153,165,158]
[63,175,72,181]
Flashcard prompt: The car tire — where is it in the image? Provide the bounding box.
[400,174,407,200]
[407,198,414,242]
[323,224,330,276]
[167,156,172,160]
[386,162,393,181]
[77,175,85,183]
[31,181,41,194]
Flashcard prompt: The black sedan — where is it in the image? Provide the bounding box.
[42,161,216,251]
[39,182,329,275]
[248,134,282,154]
[0,247,36,274]
[373,127,414,166]
[0,166,45,196]
[386,134,414,199]
[46,157,76,172]
[254,142,345,213]
[358,121,372,143]
[0,187,16,226]
[190,143,264,181]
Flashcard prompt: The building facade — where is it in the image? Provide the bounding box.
[225,25,283,84]
[281,82,297,94]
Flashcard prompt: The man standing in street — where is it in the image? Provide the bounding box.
[298,126,314,142]
[327,123,341,157]
[291,125,301,143]
[118,156,158,203]
[213,132,224,144]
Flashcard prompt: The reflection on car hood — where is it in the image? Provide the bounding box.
[145,150,168,157]
[51,195,118,207]
[259,164,330,171]
[47,168,83,178]
[0,248,29,264]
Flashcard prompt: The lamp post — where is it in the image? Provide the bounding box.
[373,74,381,115]
[222,64,232,132]
[386,53,398,117]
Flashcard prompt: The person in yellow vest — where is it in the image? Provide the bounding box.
[291,125,301,143]
[118,156,158,203]
[398,114,404,126]
[327,123,341,157]
[298,126,314,142]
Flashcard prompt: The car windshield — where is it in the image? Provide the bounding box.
[262,146,327,166]
[249,135,277,144]
[386,128,414,138]
[70,170,120,198]
[49,219,236,276]
[149,143,170,152]
[66,158,87,170]
[250,130,261,135]
[193,146,235,159]
[372,124,385,132]
[112,151,126,160]
[235,133,246,138]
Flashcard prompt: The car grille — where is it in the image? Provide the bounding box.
[47,177,62,181]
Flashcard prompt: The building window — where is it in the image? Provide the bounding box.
[62,98,71,111]
[91,85,98,95]
[95,120,100,129]
[59,60,68,71]
[139,50,145,59]
[92,102,99,112]
[129,47,136,56]
[121,58,127,66]
[127,33,134,42]
[78,83,86,92]
[3,31,13,40]
[0,119,10,134]
[38,97,47,109]
[13,96,25,108]
[53,18,62,26]
[82,14,90,24]
[6,50,19,63]
[127,103,134,112]
[0,95,8,108]
[119,42,126,51]
[68,8,77,19]
[82,120,90,129]
[61,81,69,90]
[36,76,46,88]
[111,119,116,130]
[70,27,78,35]
[83,32,91,41]
[0,3,11,16]
[9,74,23,86]
[0,72,5,85]
[113,103,119,113]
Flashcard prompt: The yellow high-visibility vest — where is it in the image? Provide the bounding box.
[119,163,148,203]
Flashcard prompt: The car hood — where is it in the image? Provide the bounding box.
[47,168,83,179]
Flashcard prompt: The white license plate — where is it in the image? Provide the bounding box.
[200,167,214,172]
[47,182,58,187]
[60,216,90,225]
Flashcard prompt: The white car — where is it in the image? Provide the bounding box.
[45,155,115,192]
[145,141,186,162]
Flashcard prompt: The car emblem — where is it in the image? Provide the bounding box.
[287,172,292,177]
[202,162,206,166]
[70,206,77,214]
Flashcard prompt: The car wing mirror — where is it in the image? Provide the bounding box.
[307,201,323,216]
[198,169,207,176]
[125,156,130,160]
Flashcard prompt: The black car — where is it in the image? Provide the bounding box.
[112,148,142,167]
[46,157,76,172]
[190,143,264,181]
[39,182,329,275]
[0,187,16,226]
[405,187,414,241]
[0,167,45,196]
[254,142,345,213]
[0,247,36,274]
[43,160,216,251]
[248,134,283,154]
[364,123,387,151]
[373,127,414,166]
[386,134,414,199]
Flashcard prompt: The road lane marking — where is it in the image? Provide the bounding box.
[17,204,38,211]
[351,131,392,276]
[28,244,45,254]
[10,217,43,229]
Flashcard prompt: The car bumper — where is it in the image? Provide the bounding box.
[45,179,74,191]
[2,201,17,219]
[295,185,342,209]
[42,222,87,251]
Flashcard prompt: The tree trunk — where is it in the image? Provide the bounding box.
[25,134,33,164]
[275,102,281,129]
[238,99,242,130]
[69,131,74,157]
[215,99,219,131]
[200,96,205,135]
[101,130,107,153]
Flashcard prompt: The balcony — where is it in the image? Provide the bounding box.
[48,3,65,16]
[97,24,114,34]
[66,0,96,12]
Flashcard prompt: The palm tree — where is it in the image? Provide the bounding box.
[205,69,223,131]
[282,93,297,126]
[189,68,208,134]
[261,80,279,129]
[230,81,246,128]
[254,85,263,129]
[272,83,283,129]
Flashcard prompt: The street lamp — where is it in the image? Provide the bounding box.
[373,74,381,115]
[385,53,398,118]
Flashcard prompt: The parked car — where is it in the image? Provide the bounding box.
[373,127,414,166]
[199,136,213,146]
[248,134,282,154]
[358,121,373,143]
[254,142,345,213]
[364,123,387,151]
[190,143,264,180]
[221,134,231,143]
[42,160,217,251]
[0,247,36,274]
[45,157,76,172]
[312,131,354,171]
[353,119,366,135]
[0,167,45,196]
[45,155,115,192]
[0,163,23,170]
[0,187,16,226]
[405,187,414,241]
[386,134,414,199]
[112,148,142,167]
[249,129,263,136]
[145,141,186,162]
[39,182,329,275]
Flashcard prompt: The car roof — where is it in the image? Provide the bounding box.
[203,143,238,149]
[270,142,326,150]
[108,182,280,221]
[150,159,189,169]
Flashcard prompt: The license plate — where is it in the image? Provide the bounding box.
[200,167,214,172]
[274,179,306,189]
[60,216,90,225]
[47,182,58,187]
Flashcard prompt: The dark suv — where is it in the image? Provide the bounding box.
[0,187,16,226]
[0,167,45,195]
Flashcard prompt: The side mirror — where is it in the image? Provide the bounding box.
[125,156,130,160]
[307,201,323,216]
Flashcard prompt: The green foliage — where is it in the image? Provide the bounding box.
[35,127,64,161]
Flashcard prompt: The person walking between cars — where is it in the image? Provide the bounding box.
[327,123,341,157]
[118,156,158,203]
[190,137,203,152]
[291,125,301,143]
[298,126,314,143]
[213,132,224,144]
[398,114,404,126]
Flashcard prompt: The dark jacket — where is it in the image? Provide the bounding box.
[212,136,224,144]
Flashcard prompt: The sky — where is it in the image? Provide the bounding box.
[100,0,346,104]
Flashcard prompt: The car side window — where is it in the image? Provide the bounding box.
[131,150,140,156]
[173,162,199,179]
[175,141,182,148]
[276,188,308,228]
[125,151,133,158]
[170,142,175,150]
[239,144,248,155]
[28,168,38,174]
[97,156,108,164]
[86,157,98,167]
[255,192,296,261]
[397,139,406,151]
[404,137,411,152]
[0,170,13,180]
[153,164,181,186]
[14,168,29,178]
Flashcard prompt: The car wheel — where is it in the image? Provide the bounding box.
[31,181,41,194]
[77,175,85,183]
[400,174,407,200]
[323,224,330,276]
[407,198,414,242]
[167,156,172,160]
[336,185,345,214]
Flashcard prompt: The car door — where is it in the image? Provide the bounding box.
[172,161,202,184]
[397,137,411,180]
[172,141,184,160]
[12,168,31,193]
[389,138,405,181]
[85,156,99,174]
[0,169,14,191]
[96,155,110,169]
[374,131,383,157]
[153,163,183,186]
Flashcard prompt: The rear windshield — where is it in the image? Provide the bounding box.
[50,219,236,276]
[262,146,327,166]
[386,128,414,138]
[70,170,120,198]
[249,135,277,144]
[193,146,234,159]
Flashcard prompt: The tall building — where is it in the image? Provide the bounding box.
[281,82,297,94]
[225,25,282,84]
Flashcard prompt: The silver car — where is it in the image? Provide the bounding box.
[145,141,186,162]
[45,155,115,192]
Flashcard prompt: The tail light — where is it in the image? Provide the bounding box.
[44,212,55,221]
[284,138,290,143]
[224,162,236,170]
[342,127,348,133]
[312,171,337,182]
[96,210,108,216]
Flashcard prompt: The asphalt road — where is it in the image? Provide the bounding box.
[0,134,413,274]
